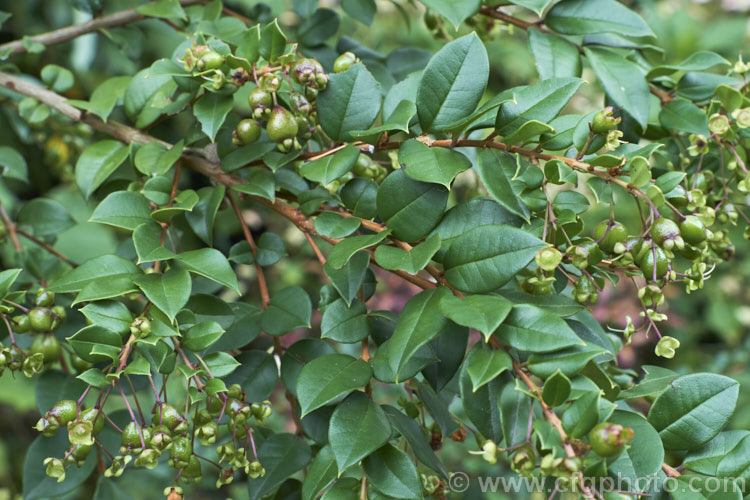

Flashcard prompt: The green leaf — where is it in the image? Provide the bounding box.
[134,140,184,176]
[0,145,28,182]
[135,267,191,322]
[377,169,448,243]
[500,381,533,446]
[399,139,471,188]
[342,0,376,25]
[383,405,447,479]
[176,248,238,292]
[0,269,21,298]
[545,0,654,37]
[324,251,370,305]
[90,191,152,230]
[476,150,530,221]
[17,198,74,236]
[326,231,389,269]
[80,301,133,335]
[302,445,338,500]
[419,0,481,28]
[193,93,234,142]
[298,9,339,46]
[509,0,554,15]
[41,64,74,92]
[363,444,423,499]
[260,19,287,64]
[183,321,225,352]
[618,365,679,400]
[526,343,605,378]
[584,47,650,129]
[67,325,123,363]
[495,303,583,353]
[297,353,372,416]
[502,119,556,146]
[66,76,131,122]
[329,392,391,474]
[77,368,109,388]
[383,288,451,381]
[75,140,129,199]
[561,389,599,439]
[417,33,489,132]
[203,351,241,378]
[314,212,361,239]
[658,99,710,137]
[541,370,571,407]
[465,347,512,392]
[133,222,175,263]
[495,77,582,136]
[318,64,382,142]
[185,185,225,245]
[247,433,311,500]
[647,373,739,451]
[607,410,665,492]
[374,234,441,274]
[321,299,370,343]
[49,254,141,293]
[261,286,312,336]
[136,0,187,20]
[443,224,545,293]
[350,99,416,138]
[232,167,275,201]
[151,190,199,223]
[300,144,360,185]
[439,293,512,341]
[686,431,750,476]
[647,51,730,80]
[528,28,582,80]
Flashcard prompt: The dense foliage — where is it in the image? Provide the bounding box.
[0,0,749,498]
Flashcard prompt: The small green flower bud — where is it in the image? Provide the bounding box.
[655,336,680,358]
[591,106,621,135]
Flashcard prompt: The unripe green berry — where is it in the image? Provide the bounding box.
[258,73,281,92]
[594,220,628,254]
[591,106,621,135]
[12,314,30,333]
[196,50,224,71]
[535,247,562,271]
[35,289,55,307]
[589,422,634,457]
[28,307,54,332]
[333,51,358,73]
[651,217,684,251]
[248,87,272,119]
[679,215,707,245]
[30,335,61,363]
[266,106,298,143]
[234,119,262,145]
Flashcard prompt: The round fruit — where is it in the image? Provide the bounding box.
[289,92,311,116]
[679,215,707,245]
[35,289,55,307]
[248,87,272,118]
[591,107,621,135]
[121,422,151,451]
[589,422,634,457]
[235,119,262,145]
[28,307,54,332]
[50,305,66,322]
[594,221,627,254]
[169,436,192,469]
[638,245,669,280]
[12,314,30,333]
[44,137,70,168]
[156,403,187,434]
[665,184,688,209]
[333,51,357,73]
[266,106,298,143]
[50,400,78,426]
[30,335,61,363]
[70,354,92,372]
[80,407,104,436]
[650,217,684,250]
[258,73,281,92]
[196,50,223,71]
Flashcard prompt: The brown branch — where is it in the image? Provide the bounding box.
[650,86,675,105]
[0,203,22,251]
[478,6,542,31]
[227,192,270,309]
[0,0,205,56]
[17,229,72,263]
[662,463,681,478]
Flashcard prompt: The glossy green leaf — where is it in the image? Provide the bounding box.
[17,198,74,236]
[382,405,448,479]
[321,299,370,343]
[318,64,382,142]
[49,254,141,293]
[260,19,287,64]
[443,224,545,293]
[302,445,337,500]
[561,389,599,438]
[297,354,372,416]
[419,0,480,27]
[232,167,275,201]
[545,0,654,37]
[399,139,471,188]
[647,373,739,451]
[500,382,533,446]
[417,33,488,132]
[135,267,191,321]
[314,212,361,239]
[67,325,123,363]
[608,410,666,491]
[439,293,512,341]
[326,231,389,269]
[300,144,360,185]
[495,303,583,353]
[363,444,422,499]
[261,286,312,336]
[185,185,225,246]
[183,321,224,352]
[247,433,311,500]
[90,191,152,230]
[0,145,28,182]
[377,169,448,243]
[465,347,512,392]
[323,251,370,305]
[541,370,571,407]
[495,77,582,136]
[647,51,730,80]
[193,93,234,142]
[584,47,650,129]
[329,392,391,474]
[176,248,239,292]
[66,76,131,122]
[75,140,129,198]
[80,301,133,335]
[658,99,710,137]
[373,234,441,274]
[476,150,531,221]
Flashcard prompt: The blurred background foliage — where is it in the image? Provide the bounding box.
[0,0,748,498]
